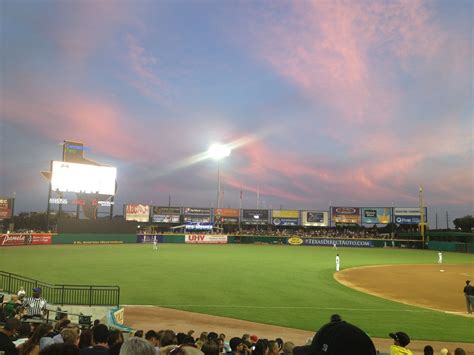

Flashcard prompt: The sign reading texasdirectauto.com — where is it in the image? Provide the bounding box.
[0,233,52,246]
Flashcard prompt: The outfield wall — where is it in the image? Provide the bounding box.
[135,234,419,248]
[53,234,136,244]
[428,240,474,253]
[8,233,470,252]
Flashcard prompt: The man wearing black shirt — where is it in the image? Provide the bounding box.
[464,280,474,314]
[0,318,21,355]
[81,324,109,355]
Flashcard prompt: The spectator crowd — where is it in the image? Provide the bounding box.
[0,290,469,355]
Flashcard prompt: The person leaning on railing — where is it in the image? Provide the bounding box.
[22,288,48,319]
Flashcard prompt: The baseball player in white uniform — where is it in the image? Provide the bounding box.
[153,235,158,251]
[438,251,443,264]
[336,254,340,272]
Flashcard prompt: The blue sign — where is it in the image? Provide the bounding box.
[395,216,421,224]
[303,238,373,248]
[272,218,298,226]
[185,223,213,231]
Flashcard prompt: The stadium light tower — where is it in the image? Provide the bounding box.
[207,143,231,208]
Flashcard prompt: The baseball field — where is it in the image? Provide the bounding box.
[1,243,473,343]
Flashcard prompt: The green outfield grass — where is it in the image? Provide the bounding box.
[1,244,473,342]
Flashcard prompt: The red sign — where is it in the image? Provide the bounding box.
[0,233,52,247]
[32,235,52,245]
[184,234,228,244]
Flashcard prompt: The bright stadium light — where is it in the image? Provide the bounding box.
[207,143,231,210]
[207,143,231,161]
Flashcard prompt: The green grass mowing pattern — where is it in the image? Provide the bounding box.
[1,244,473,342]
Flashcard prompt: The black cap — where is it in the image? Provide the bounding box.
[311,321,376,355]
[389,332,410,347]
[229,337,243,351]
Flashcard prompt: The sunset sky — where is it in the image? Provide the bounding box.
[1,0,472,225]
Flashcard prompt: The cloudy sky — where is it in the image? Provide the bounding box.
[1,0,472,225]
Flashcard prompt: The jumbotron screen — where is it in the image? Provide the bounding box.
[51,161,116,195]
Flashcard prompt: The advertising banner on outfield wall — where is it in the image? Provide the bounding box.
[393,207,426,216]
[184,207,211,223]
[241,209,269,225]
[271,210,298,226]
[331,207,361,224]
[298,237,372,248]
[152,207,181,223]
[272,218,298,226]
[301,211,329,226]
[394,207,427,225]
[0,198,13,219]
[361,208,391,224]
[0,234,52,247]
[124,204,150,222]
[214,208,240,224]
[272,210,299,218]
[185,234,228,244]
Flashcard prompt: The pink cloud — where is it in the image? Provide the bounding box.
[244,1,450,125]
[2,90,144,161]
[126,34,161,87]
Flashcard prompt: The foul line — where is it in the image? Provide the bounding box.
[124,304,432,313]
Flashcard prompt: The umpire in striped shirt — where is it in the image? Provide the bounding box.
[23,287,48,318]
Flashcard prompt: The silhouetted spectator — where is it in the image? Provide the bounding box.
[201,341,219,355]
[80,324,109,355]
[424,345,434,355]
[310,320,376,355]
[0,318,21,355]
[78,330,92,350]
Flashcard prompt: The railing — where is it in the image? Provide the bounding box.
[0,271,120,307]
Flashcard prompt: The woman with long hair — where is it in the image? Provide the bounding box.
[20,323,49,355]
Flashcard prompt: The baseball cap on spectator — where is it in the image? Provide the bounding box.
[33,287,42,293]
[250,335,258,343]
[229,337,243,351]
[311,321,376,355]
[389,332,410,347]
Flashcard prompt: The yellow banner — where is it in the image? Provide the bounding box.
[114,308,124,325]
[272,210,299,218]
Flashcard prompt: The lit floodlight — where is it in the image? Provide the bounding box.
[207,143,231,161]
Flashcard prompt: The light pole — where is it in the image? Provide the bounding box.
[207,143,231,209]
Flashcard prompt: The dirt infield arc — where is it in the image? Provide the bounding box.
[335,264,474,315]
